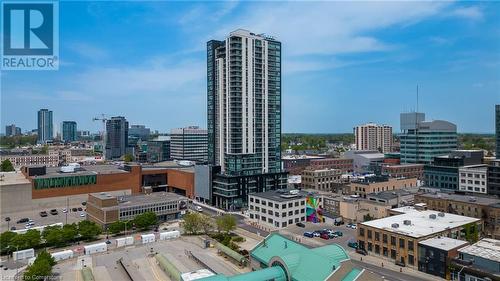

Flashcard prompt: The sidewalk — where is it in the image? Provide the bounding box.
[350,251,444,281]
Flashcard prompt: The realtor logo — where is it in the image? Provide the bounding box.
[2,1,59,70]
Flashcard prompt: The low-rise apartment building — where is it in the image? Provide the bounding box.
[349,176,417,198]
[301,168,342,191]
[358,206,482,268]
[87,191,188,228]
[415,192,500,239]
[459,164,488,194]
[417,237,469,280]
[451,238,500,281]
[1,150,60,168]
[248,190,307,229]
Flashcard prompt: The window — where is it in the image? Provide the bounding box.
[390,249,396,259]
[375,232,380,241]
[275,203,279,208]
[408,240,414,251]
[408,255,414,265]
[375,245,380,254]
[368,243,372,252]
[391,236,396,246]
[399,238,405,249]
[282,204,286,209]
[367,230,372,239]
[359,227,365,236]
[383,247,388,257]
[250,197,254,202]
[383,234,388,243]
[268,202,273,207]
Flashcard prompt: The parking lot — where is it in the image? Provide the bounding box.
[4,204,87,231]
[281,221,358,252]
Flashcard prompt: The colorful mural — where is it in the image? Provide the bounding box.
[306,196,324,223]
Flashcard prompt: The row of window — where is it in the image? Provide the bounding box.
[249,205,305,217]
[249,197,305,208]
[249,213,304,227]
[359,227,415,251]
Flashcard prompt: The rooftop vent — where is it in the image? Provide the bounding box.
[429,214,437,219]
[438,212,445,217]
[469,197,477,202]
[391,223,399,228]
[403,220,411,225]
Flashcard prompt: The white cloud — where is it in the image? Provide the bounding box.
[449,6,483,21]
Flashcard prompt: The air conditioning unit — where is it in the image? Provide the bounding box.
[438,212,445,217]
[403,220,411,225]
[429,214,437,219]
[391,223,399,228]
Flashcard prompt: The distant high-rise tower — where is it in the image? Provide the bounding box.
[400,112,457,164]
[207,29,287,210]
[62,121,77,142]
[496,104,499,159]
[105,116,129,160]
[170,126,207,162]
[37,109,53,143]
[5,124,20,137]
[354,123,393,153]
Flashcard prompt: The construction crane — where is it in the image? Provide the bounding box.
[93,114,108,160]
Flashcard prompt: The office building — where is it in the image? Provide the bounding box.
[309,158,354,173]
[129,125,150,140]
[424,150,484,191]
[488,159,500,197]
[105,116,129,160]
[459,164,488,194]
[37,109,53,143]
[344,150,385,172]
[301,168,342,191]
[366,189,415,209]
[61,121,77,142]
[147,136,171,163]
[400,112,457,164]
[415,192,500,239]
[496,105,500,159]
[451,238,500,281]
[248,190,307,229]
[358,206,481,268]
[207,29,287,210]
[417,237,469,279]
[354,123,393,153]
[349,176,417,198]
[170,126,207,163]
[86,192,188,228]
[5,124,21,137]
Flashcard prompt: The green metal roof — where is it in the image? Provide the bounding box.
[198,266,286,281]
[250,233,350,281]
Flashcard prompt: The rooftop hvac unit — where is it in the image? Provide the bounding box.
[429,214,437,219]
[391,223,399,228]
[469,197,477,202]
[403,220,411,225]
[438,212,445,217]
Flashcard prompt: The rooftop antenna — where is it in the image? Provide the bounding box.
[415,85,419,164]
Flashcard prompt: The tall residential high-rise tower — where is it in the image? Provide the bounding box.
[61,121,77,142]
[37,109,53,143]
[105,116,129,160]
[400,112,457,164]
[207,29,287,210]
[354,123,393,153]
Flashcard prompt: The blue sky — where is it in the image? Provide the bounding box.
[1,1,499,134]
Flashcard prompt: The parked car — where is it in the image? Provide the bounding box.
[303,231,314,238]
[50,209,58,215]
[320,233,330,240]
[39,211,48,217]
[333,231,343,237]
[328,233,338,239]
[296,222,305,228]
[10,226,16,231]
[313,232,321,237]
[195,206,203,212]
[77,207,83,211]
[347,241,358,249]
[17,218,29,224]
[72,208,78,212]
[80,212,86,217]
[62,208,67,213]
[81,201,87,206]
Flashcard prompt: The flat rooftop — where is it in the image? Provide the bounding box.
[91,191,187,210]
[33,165,128,179]
[458,238,500,263]
[417,192,500,206]
[282,155,324,160]
[250,189,311,202]
[0,171,31,185]
[419,236,469,251]
[367,189,414,201]
[361,208,480,238]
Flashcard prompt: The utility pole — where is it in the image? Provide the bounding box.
[93,114,108,161]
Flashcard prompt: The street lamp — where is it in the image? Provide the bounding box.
[5,217,10,230]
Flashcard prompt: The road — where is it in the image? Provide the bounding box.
[352,260,429,281]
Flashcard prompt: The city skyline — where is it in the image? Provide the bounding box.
[1,1,499,133]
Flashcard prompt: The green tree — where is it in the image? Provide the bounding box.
[183,212,202,234]
[0,231,17,253]
[199,214,214,235]
[123,153,134,162]
[23,250,55,281]
[37,250,56,266]
[134,212,157,230]
[0,159,15,172]
[78,221,102,241]
[43,226,64,247]
[363,214,374,222]
[61,223,78,243]
[108,221,126,235]
[216,214,236,234]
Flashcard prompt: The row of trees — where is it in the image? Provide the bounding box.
[0,221,102,254]
[0,135,37,148]
[1,159,15,172]
[23,251,56,281]
[183,212,236,235]
[108,212,157,235]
